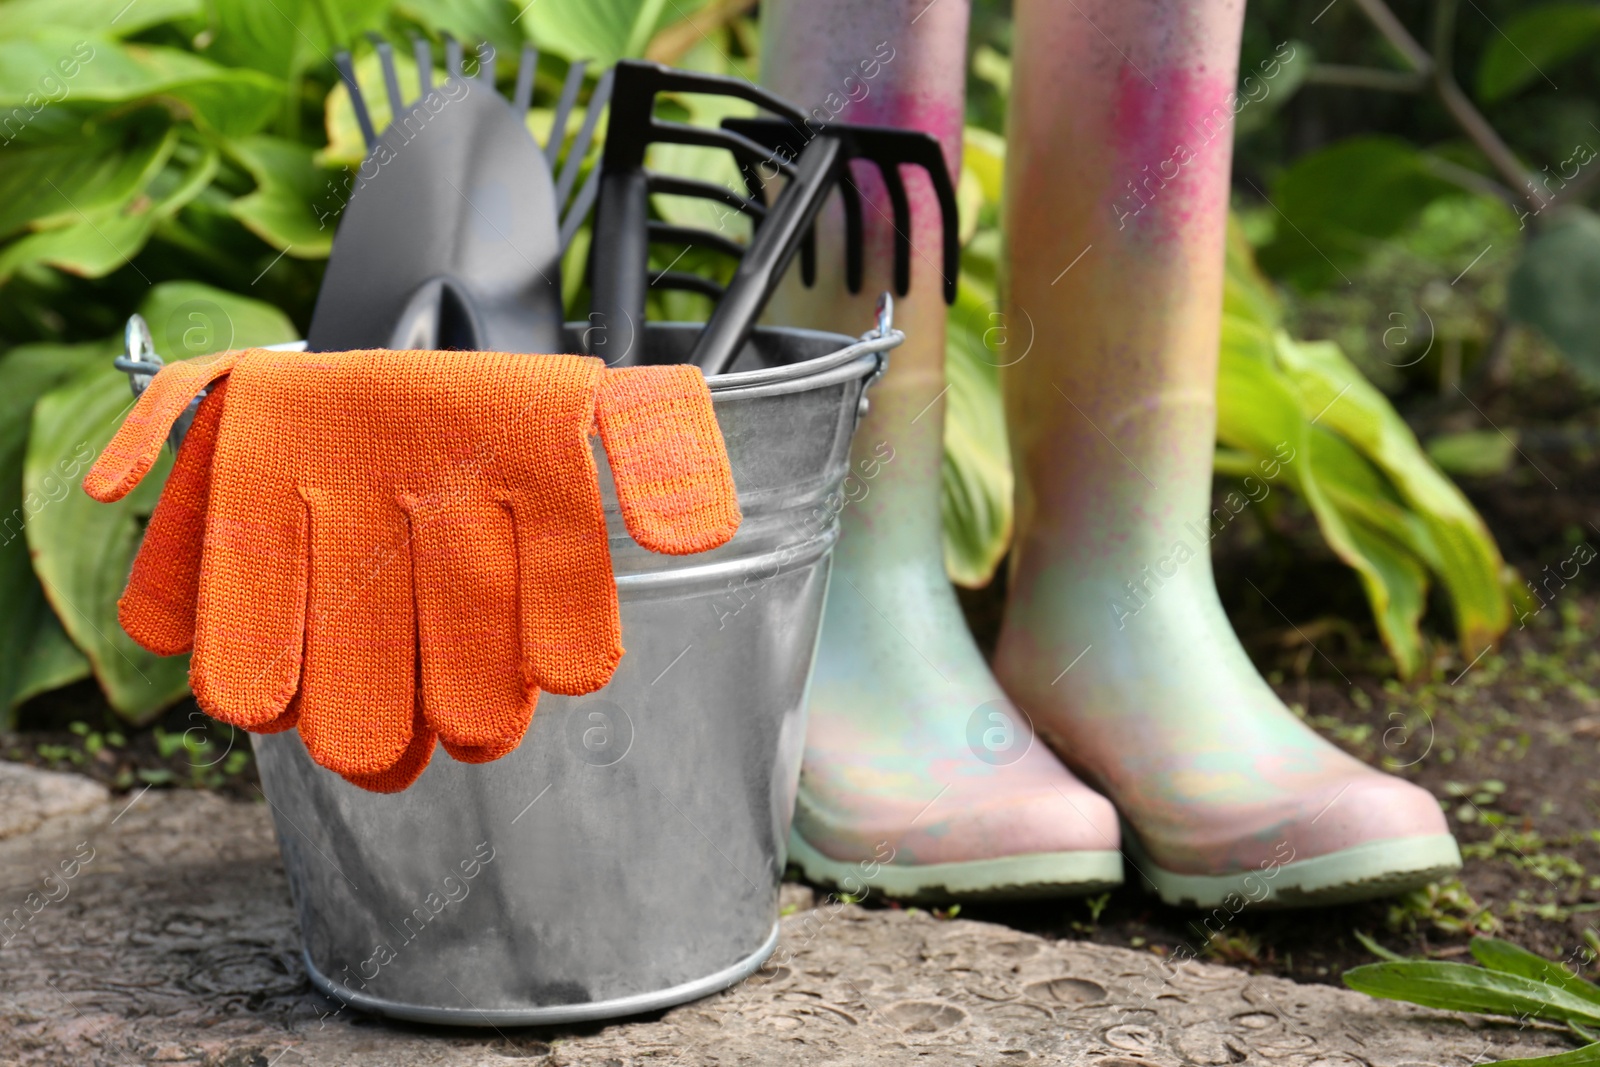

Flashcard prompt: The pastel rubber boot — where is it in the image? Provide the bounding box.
[995,0,1459,908]
[760,0,1122,900]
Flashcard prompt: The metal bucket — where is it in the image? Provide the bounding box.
[251,317,897,1026]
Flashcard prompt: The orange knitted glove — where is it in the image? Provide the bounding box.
[86,349,740,791]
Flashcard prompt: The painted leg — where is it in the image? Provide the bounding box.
[996,0,1459,908]
[760,0,1121,900]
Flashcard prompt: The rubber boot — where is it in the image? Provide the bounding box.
[995,0,1460,908]
[760,0,1122,901]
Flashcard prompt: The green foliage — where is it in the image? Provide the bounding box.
[1345,936,1600,1064]
[1219,220,1511,676]
[1475,4,1600,104]
[1257,136,1464,292]
[1510,207,1600,383]
[942,127,1012,588]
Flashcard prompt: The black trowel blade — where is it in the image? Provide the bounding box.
[307,78,565,355]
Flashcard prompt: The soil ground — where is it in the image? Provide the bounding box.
[4,355,1598,993]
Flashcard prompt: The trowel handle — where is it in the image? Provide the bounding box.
[689,136,845,377]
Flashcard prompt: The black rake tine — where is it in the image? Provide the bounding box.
[644,173,766,220]
[559,161,603,252]
[513,43,538,112]
[555,66,612,205]
[876,159,913,297]
[413,36,433,96]
[335,51,377,148]
[800,222,816,286]
[650,271,727,301]
[444,34,463,80]
[369,34,405,116]
[839,170,865,293]
[546,59,589,165]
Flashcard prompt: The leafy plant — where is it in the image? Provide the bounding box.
[1345,936,1600,1063]
[1217,219,1512,676]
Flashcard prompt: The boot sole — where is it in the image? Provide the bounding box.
[787,829,1123,903]
[1123,828,1463,909]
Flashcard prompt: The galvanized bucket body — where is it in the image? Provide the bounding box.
[252,322,894,1025]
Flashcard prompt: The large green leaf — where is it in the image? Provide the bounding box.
[135,280,301,358]
[1216,218,1509,676]
[1274,335,1509,656]
[0,341,109,722]
[1344,961,1600,1026]
[523,0,673,66]
[0,35,282,138]
[1476,4,1600,103]
[1509,207,1600,382]
[225,135,336,256]
[0,114,176,240]
[1217,344,1428,675]
[1472,938,1600,1009]
[0,141,219,285]
[27,366,190,722]
[202,0,390,79]
[943,274,1013,587]
[1257,136,1462,292]
[397,0,523,60]
[940,126,1013,587]
[1490,1044,1600,1067]
[0,0,199,39]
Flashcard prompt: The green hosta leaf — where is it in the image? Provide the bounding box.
[1471,938,1600,1009]
[0,141,219,286]
[1491,1044,1600,1067]
[27,366,190,722]
[136,280,299,359]
[1476,4,1600,104]
[12,610,91,707]
[1344,960,1600,1026]
[523,0,674,66]
[0,0,199,39]
[1509,207,1600,382]
[943,272,1013,587]
[1275,334,1510,657]
[397,0,524,60]
[1257,136,1462,292]
[1428,430,1519,478]
[0,341,109,721]
[1216,346,1427,676]
[203,0,389,79]
[0,114,176,240]
[225,135,336,256]
[0,35,282,138]
[1216,219,1510,677]
[1234,39,1312,137]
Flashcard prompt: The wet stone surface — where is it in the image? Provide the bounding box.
[0,769,1575,1065]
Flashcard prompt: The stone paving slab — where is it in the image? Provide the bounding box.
[0,765,1574,1065]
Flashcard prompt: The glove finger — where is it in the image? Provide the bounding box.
[119,378,230,656]
[295,488,416,777]
[246,696,300,735]
[507,472,622,696]
[595,365,741,555]
[85,350,242,503]
[191,481,307,732]
[438,732,523,765]
[401,492,534,748]
[340,696,436,793]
